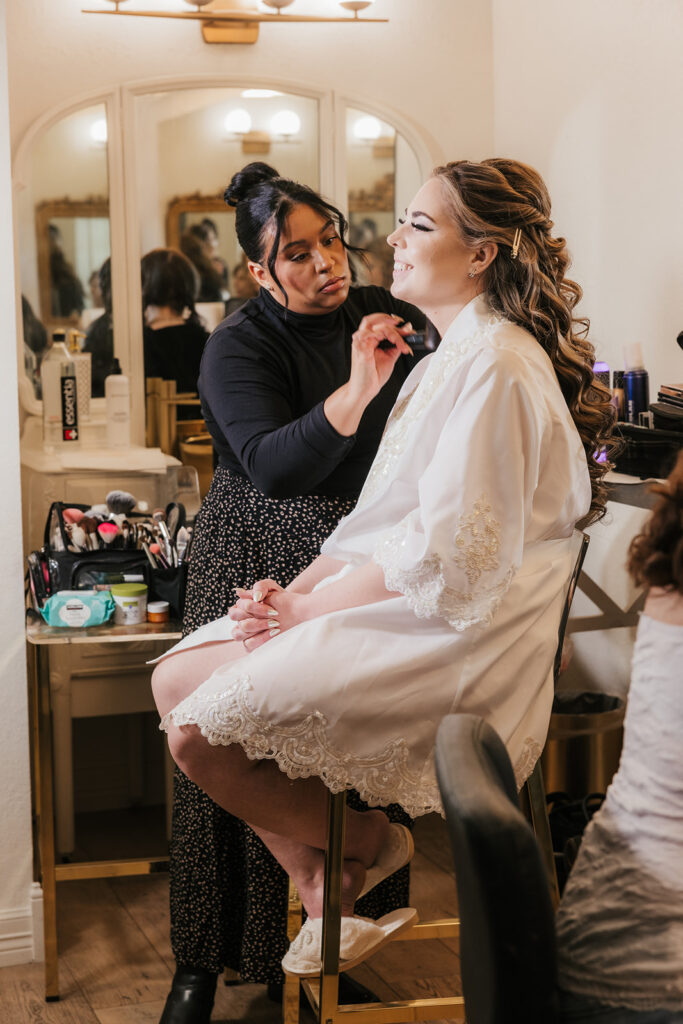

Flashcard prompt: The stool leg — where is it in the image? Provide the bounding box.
[319,791,345,1023]
[526,759,560,908]
[283,880,303,1024]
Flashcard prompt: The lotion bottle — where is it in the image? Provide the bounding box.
[41,331,71,444]
[104,358,131,448]
[68,329,91,422]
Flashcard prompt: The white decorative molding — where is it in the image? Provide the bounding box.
[0,885,43,966]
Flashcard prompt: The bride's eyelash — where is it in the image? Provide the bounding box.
[397,217,432,232]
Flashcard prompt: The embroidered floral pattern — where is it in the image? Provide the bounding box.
[453,495,501,585]
[358,317,506,508]
[373,517,515,631]
[512,736,542,788]
[161,675,443,819]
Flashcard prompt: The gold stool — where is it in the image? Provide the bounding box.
[282,533,588,1023]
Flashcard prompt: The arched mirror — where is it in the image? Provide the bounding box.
[18,102,114,402]
[345,105,422,289]
[133,86,321,457]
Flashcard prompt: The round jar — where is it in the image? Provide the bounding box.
[110,582,148,625]
[147,600,170,624]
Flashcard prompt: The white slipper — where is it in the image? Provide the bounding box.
[282,907,418,978]
[358,823,415,901]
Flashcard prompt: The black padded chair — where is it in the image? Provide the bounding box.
[435,712,560,1024]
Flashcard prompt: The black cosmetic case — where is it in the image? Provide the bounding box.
[27,501,187,618]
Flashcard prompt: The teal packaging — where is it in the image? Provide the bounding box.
[40,590,115,628]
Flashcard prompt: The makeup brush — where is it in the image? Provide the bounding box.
[80,516,101,550]
[106,490,138,516]
[149,542,169,568]
[175,526,190,564]
[66,522,88,552]
[97,522,119,548]
[63,507,84,525]
[82,504,109,520]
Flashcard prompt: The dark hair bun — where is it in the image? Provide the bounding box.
[224,162,280,207]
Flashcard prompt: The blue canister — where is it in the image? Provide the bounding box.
[624,368,650,424]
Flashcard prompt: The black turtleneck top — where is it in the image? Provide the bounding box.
[198,285,426,499]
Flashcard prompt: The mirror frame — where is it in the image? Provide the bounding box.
[165,192,234,251]
[14,78,436,441]
[35,195,110,328]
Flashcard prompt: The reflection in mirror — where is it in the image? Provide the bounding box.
[19,102,112,401]
[135,87,319,448]
[346,108,422,289]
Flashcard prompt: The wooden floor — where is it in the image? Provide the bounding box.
[0,810,461,1024]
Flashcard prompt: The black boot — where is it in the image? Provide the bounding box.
[159,965,218,1024]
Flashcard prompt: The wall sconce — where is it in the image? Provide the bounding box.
[83,0,387,45]
[224,109,273,154]
[270,109,301,140]
[89,118,108,147]
[353,115,394,158]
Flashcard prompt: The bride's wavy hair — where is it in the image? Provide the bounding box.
[434,158,618,526]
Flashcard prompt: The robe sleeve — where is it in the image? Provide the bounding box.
[373,346,544,631]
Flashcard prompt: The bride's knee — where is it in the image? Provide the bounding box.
[151,657,181,718]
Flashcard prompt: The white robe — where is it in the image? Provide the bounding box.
[160,295,591,817]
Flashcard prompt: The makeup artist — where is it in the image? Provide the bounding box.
[160,162,427,1024]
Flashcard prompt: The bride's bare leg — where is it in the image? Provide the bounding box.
[251,827,366,919]
[152,640,246,719]
[167,724,390,880]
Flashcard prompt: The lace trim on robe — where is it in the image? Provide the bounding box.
[160,675,444,819]
[358,315,507,508]
[373,499,515,632]
[512,737,542,788]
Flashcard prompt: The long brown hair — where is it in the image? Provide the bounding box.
[627,452,683,593]
[433,158,617,526]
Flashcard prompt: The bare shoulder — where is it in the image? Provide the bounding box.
[643,587,683,626]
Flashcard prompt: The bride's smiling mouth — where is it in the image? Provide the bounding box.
[393,261,413,276]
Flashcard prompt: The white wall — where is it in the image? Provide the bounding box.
[6,1,494,164]
[0,0,37,968]
[1,0,494,967]
[493,0,683,395]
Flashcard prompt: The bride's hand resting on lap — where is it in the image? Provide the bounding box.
[230,580,310,651]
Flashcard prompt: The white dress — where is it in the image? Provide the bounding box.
[556,614,683,1011]
[160,295,591,817]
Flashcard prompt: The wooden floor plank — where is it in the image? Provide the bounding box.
[0,959,99,1024]
[56,879,171,1010]
[107,875,173,971]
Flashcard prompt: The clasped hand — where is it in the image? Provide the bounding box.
[229,579,308,652]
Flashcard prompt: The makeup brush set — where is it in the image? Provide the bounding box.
[27,492,191,618]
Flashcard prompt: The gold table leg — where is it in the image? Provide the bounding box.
[32,642,59,1000]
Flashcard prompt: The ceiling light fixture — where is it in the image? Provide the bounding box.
[83,0,387,45]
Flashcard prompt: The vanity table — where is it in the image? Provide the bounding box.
[27,618,182,1002]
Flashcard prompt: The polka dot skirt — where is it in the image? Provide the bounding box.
[170,468,411,982]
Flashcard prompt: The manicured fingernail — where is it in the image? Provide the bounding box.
[253,590,263,602]
[269,628,281,637]
[268,620,280,630]
[267,608,278,617]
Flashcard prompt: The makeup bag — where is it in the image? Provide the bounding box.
[26,501,188,619]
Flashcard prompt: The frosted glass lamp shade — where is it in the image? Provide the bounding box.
[225,109,253,135]
[270,110,301,136]
[353,115,382,140]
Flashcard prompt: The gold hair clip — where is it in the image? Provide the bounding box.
[511,227,522,260]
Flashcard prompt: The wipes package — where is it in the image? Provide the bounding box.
[40,590,115,628]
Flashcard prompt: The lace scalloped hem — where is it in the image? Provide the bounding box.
[159,675,444,819]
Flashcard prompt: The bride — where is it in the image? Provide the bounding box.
[152,157,615,975]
